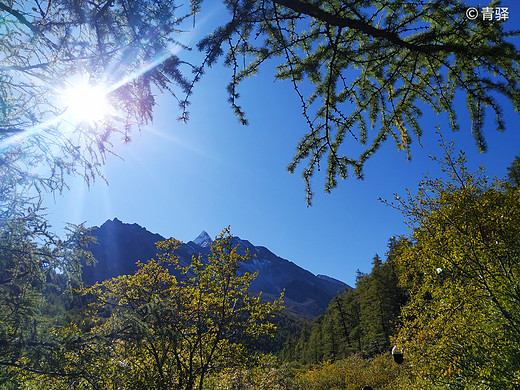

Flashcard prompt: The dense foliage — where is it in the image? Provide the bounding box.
[276,148,520,389]
[391,144,520,388]
[0,195,94,387]
[1,5,201,381]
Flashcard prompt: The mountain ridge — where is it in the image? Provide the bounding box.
[83,218,352,318]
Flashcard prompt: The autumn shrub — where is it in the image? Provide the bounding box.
[294,353,408,390]
[392,146,520,388]
[205,354,287,390]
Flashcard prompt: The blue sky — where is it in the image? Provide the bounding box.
[44,3,520,287]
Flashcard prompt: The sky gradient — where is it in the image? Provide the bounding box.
[44,3,520,287]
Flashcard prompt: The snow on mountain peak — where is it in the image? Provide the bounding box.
[193,230,212,247]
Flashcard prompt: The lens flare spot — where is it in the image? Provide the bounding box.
[62,82,109,124]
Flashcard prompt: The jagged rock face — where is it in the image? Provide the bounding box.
[192,230,212,247]
[83,219,352,318]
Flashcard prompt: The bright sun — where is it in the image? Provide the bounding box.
[62,81,110,124]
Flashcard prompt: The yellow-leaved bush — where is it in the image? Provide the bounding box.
[390,142,520,389]
[25,228,283,390]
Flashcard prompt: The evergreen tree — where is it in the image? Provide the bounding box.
[341,288,363,354]
[355,253,403,356]
[506,155,520,187]
[305,315,325,364]
[294,321,312,364]
[292,245,407,364]
[330,292,353,356]
[356,262,388,355]
[322,309,338,361]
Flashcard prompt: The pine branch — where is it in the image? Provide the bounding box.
[0,2,40,35]
[271,0,492,56]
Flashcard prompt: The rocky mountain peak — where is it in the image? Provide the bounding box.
[193,230,212,247]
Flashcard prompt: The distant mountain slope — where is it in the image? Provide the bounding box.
[83,218,352,318]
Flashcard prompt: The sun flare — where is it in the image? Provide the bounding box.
[62,81,110,124]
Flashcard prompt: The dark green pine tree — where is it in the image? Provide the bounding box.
[328,288,362,357]
[356,259,388,354]
[279,333,298,362]
[383,237,410,330]
[506,155,520,187]
[305,315,325,364]
[350,246,407,357]
[294,321,312,364]
[343,283,363,353]
[322,310,339,361]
